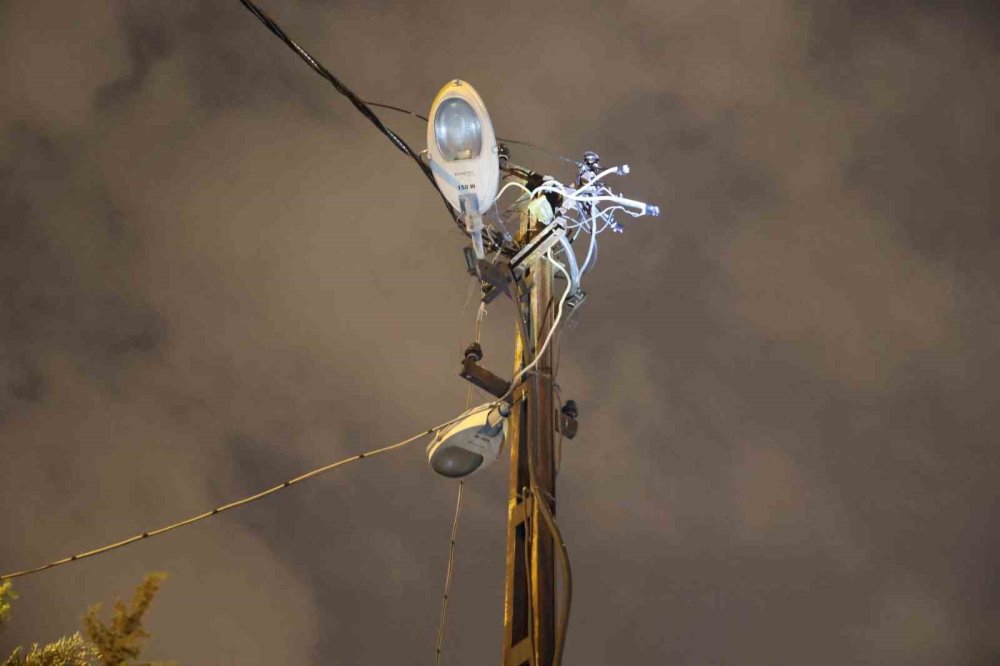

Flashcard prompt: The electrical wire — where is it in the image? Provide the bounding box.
[0,408,492,582]
[495,180,533,202]
[433,302,487,665]
[506,167,656,298]
[556,192,650,212]
[509,252,572,390]
[365,100,428,122]
[553,382,564,474]
[559,165,626,194]
[433,481,463,666]
[512,255,573,665]
[581,212,599,275]
[498,138,581,167]
[236,1,465,234]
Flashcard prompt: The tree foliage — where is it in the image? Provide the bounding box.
[82,573,166,666]
[3,634,99,666]
[2,574,171,666]
[0,581,16,629]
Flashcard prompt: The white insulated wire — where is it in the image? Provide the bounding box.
[496,180,533,201]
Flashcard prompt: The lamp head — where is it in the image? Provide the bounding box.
[427,403,509,479]
[426,81,500,245]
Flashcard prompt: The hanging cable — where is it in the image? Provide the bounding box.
[509,252,573,391]
[433,481,463,666]
[237,0,464,234]
[433,302,488,664]
[365,100,428,122]
[0,408,493,582]
[499,138,581,167]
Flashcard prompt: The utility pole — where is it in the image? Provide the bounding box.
[173,9,660,665]
[503,202,557,666]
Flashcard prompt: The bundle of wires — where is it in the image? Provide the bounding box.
[238,0,510,255]
[492,161,659,307]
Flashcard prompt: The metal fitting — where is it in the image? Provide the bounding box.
[464,341,484,362]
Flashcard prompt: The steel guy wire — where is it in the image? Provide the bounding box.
[237,0,464,234]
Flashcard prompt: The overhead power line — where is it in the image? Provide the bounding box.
[0,409,490,582]
[237,0,463,232]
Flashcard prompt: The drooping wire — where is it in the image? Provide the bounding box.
[499,138,581,167]
[365,100,428,122]
[236,1,464,233]
[0,408,492,582]
[509,252,573,391]
[433,303,487,664]
[541,254,574,665]
[434,481,463,666]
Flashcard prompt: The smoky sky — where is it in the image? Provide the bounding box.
[2,1,999,664]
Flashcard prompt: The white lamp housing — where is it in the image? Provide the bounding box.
[427,403,509,478]
[427,80,500,259]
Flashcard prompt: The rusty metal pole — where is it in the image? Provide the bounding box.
[502,200,557,666]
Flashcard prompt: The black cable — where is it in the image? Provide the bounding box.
[366,100,428,122]
[499,138,581,167]
[237,0,464,233]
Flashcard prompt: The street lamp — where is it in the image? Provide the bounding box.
[427,403,509,478]
[427,80,500,260]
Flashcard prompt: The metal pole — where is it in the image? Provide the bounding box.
[503,201,557,666]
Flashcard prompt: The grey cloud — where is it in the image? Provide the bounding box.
[2,1,999,665]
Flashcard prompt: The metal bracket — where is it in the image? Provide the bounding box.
[460,354,511,400]
[458,341,532,406]
[463,247,515,304]
[459,351,578,437]
[477,258,514,304]
[509,218,566,279]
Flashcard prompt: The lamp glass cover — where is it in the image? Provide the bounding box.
[429,445,484,478]
[434,97,483,162]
